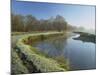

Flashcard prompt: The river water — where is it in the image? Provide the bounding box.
[32,33,96,71]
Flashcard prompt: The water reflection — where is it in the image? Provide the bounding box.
[32,34,96,70]
[33,36,67,58]
[64,38,96,70]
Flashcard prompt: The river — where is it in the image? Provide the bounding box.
[32,33,96,71]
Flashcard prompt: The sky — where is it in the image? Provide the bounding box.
[12,0,95,30]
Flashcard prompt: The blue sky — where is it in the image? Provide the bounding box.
[12,0,95,30]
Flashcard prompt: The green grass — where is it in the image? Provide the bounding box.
[12,32,68,73]
[11,48,29,74]
[12,32,69,74]
[16,40,66,72]
[54,55,70,70]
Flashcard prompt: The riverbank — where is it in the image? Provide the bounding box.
[11,32,69,74]
[73,32,96,43]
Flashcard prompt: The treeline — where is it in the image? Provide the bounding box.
[11,14,68,32]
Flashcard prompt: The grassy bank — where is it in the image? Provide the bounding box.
[12,32,69,74]
[74,31,96,43]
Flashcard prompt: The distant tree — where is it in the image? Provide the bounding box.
[25,15,37,32]
[53,15,67,31]
[11,14,68,32]
[11,14,24,32]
